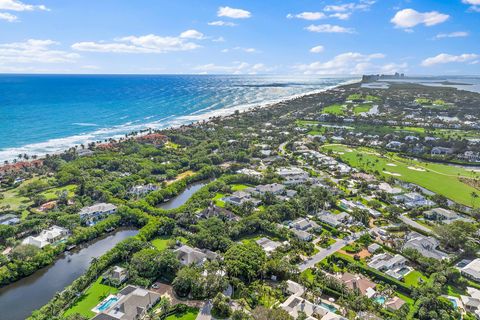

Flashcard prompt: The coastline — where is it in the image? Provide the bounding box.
[0,77,360,163]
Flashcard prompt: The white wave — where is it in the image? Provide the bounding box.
[72,122,99,127]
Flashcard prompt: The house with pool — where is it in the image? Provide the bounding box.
[92,285,160,320]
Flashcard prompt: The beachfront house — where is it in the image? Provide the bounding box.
[79,203,117,226]
[92,285,161,320]
[22,225,69,248]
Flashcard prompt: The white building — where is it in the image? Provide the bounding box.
[22,225,69,248]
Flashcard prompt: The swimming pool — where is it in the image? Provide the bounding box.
[320,302,337,313]
[96,296,119,312]
[374,296,386,305]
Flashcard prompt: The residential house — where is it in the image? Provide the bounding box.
[367,243,381,254]
[461,259,480,282]
[197,203,239,222]
[174,245,218,266]
[317,211,351,228]
[393,192,433,208]
[277,167,310,185]
[402,232,449,260]
[104,266,128,285]
[223,190,261,207]
[367,253,410,280]
[431,147,454,156]
[79,203,117,226]
[22,225,69,248]
[338,273,377,298]
[128,184,159,196]
[92,285,161,320]
[254,183,285,196]
[256,237,282,255]
[460,287,480,318]
[0,213,20,225]
[424,207,473,224]
[385,297,406,311]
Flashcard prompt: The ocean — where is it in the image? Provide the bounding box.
[0,74,355,162]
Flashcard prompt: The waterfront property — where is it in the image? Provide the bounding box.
[79,203,117,226]
[174,244,218,266]
[92,285,161,320]
[22,225,69,248]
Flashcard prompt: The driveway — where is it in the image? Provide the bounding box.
[298,232,364,272]
[399,214,434,235]
[196,301,213,320]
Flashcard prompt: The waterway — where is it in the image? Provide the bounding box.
[158,181,208,210]
[0,228,138,320]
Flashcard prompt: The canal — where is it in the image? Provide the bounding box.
[158,180,208,210]
[0,228,138,320]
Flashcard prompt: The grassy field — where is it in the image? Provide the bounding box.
[323,104,346,115]
[321,144,479,206]
[0,188,31,211]
[63,277,118,318]
[152,236,172,251]
[40,184,76,201]
[213,193,226,207]
[403,270,428,287]
[165,307,199,320]
[353,104,372,115]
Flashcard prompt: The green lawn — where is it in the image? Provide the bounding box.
[213,193,226,207]
[403,270,428,287]
[0,188,31,211]
[231,184,249,191]
[40,184,76,200]
[165,307,199,320]
[323,104,346,115]
[63,277,118,318]
[353,104,372,114]
[152,236,173,251]
[321,144,480,206]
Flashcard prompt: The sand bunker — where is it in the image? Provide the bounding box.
[386,163,397,167]
[408,166,426,172]
[383,171,401,176]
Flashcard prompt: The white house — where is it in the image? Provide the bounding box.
[22,225,69,248]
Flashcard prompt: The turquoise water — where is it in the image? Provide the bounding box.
[374,296,386,305]
[0,74,354,161]
[320,302,337,312]
[97,296,119,311]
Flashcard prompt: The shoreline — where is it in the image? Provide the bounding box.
[0,78,359,164]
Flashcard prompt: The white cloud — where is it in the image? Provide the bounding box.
[208,20,237,27]
[222,47,259,53]
[323,1,375,18]
[310,45,324,53]
[294,52,394,75]
[0,11,17,21]
[391,9,449,29]
[0,0,48,11]
[435,31,469,39]
[421,53,479,66]
[0,39,79,64]
[306,24,354,33]
[194,61,270,74]
[462,0,480,12]
[72,32,201,54]
[329,13,351,20]
[287,12,326,20]
[179,29,204,39]
[217,6,251,19]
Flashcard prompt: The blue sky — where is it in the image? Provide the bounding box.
[0,0,479,75]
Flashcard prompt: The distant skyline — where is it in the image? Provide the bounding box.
[0,0,479,75]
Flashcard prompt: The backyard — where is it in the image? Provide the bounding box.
[63,277,118,318]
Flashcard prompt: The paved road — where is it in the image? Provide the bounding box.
[299,239,348,272]
[299,232,364,272]
[399,213,434,235]
[196,301,212,320]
